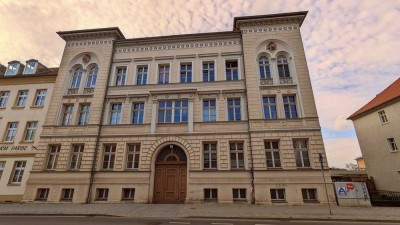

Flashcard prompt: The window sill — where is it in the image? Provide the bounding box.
[266,167,284,170]
[121,199,135,201]
[390,150,399,153]
[34,199,48,202]
[203,168,219,171]
[95,199,108,201]
[296,167,313,170]
[204,199,218,202]
[19,140,34,144]
[0,107,5,110]
[11,106,25,110]
[271,200,287,203]
[303,200,319,203]
[30,105,44,109]
[7,183,21,186]
[0,141,14,144]
[60,199,72,202]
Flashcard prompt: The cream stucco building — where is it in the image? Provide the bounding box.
[23,11,335,204]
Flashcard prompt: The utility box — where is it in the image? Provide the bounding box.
[334,182,371,207]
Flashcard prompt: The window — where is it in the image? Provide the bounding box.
[203,61,215,82]
[86,65,98,88]
[34,90,47,106]
[227,98,241,121]
[270,189,285,201]
[24,121,37,141]
[110,103,122,125]
[102,144,116,170]
[0,161,5,180]
[78,104,90,125]
[4,122,18,142]
[132,103,145,124]
[35,188,49,201]
[115,67,127,86]
[233,188,246,201]
[24,61,36,74]
[225,60,239,81]
[283,96,298,119]
[136,65,148,85]
[258,55,271,78]
[277,55,290,78]
[71,66,83,89]
[46,145,61,170]
[96,188,109,201]
[387,138,398,152]
[126,144,140,169]
[10,161,26,184]
[70,144,84,170]
[203,143,217,169]
[180,63,192,83]
[158,100,188,123]
[230,142,244,169]
[158,64,170,84]
[16,90,28,107]
[302,189,317,202]
[265,141,281,168]
[0,91,9,108]
[122,188,135,200]
[5,62,19,76]
[294,140,310,168]
[378,110,388,124]
[204,189,218,201]
[61,188,74,201]
[263,97,277,119]
[62,105,74,126]
[203,99,216,122]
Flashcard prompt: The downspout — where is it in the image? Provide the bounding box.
[86,40,116,204]
[239,32,256,204]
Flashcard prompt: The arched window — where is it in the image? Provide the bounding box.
[258,55,271,79]
[277,55,290,78]
[86,65,98,88]
[71,66,83,89]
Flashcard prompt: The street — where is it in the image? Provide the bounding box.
[0,216,399,225]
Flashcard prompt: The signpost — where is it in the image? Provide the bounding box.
[319,153,332,215]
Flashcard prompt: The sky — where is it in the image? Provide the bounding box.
[0,0,399,168]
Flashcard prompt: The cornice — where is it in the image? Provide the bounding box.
[233,11,307,30]
[0,74,57,85]
[57,27,125,41]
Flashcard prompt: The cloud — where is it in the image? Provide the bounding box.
[324,137,362,168]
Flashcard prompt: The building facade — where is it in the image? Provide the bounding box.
[23,11,335,204]
[349,78,400,192]
[0,60,57,202]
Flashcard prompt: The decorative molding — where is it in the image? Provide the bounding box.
[133,57,153,62]
[176,54,196,59]
[221,51,242,56]
[241,25,299,34]
[154,56,174,61]
[66,39,113,47]
[113,59,132,63]
[198,53,219,58]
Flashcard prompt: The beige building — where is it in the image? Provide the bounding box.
[0,60,57,202]
[24,11,335,204]
[348,78,400,192]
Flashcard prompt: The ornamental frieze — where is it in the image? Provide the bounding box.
[66,39,113,47]
[242,25,298,34]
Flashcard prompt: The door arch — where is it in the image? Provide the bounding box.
[153,144,187,203]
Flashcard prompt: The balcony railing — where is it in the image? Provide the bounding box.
[279,77,293,84]
[67,88,78,95]
[260,78,273,86]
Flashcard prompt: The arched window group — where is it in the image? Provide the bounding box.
[258,53,291,79]
[70,64,98,89]
[277,55,290,78]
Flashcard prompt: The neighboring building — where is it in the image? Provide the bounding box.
[348,78,400,192]
[23,11,336,204]
[0,60,57,202]
[355,156,366,170]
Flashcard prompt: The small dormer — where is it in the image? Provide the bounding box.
[23,59,50,75]
[5,60,24,76]
[0,63,6,75]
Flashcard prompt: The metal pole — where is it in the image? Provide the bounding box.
[319,153,332,215]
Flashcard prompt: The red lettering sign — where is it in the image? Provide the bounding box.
[346,183,355,190]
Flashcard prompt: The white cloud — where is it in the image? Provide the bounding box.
[324,137,362,168]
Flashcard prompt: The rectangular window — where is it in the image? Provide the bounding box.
[203,143,217,169]
[136,65,148,85]
[202,61,215,82]
[4,122,18,142]
[283,96,298,119]
[16,90,28,107]
[203,99,216,122]
[61,188,74,201]
[78,104,90,125]
[70,144,84,170]
[34,90,47,106]
[180,63,192,83]
[110,103,122,125]
[122,188,135,200]
[265,141,281,168]
[96,188,109,201]
[0,91,9,108]
[86,66,98,88]
[5,62,19,76]
[230,142,244,169]
[24,61,37,74]
[35,188,49,201]
[115,67,127,86]
[158,64,170,84]
[378,110,388,124]
[270,189,286,201]
[102,144,116,170]
[158,100,188,123]
[204,188,218,201]
[46,145,61,170]
[24,121,37,141]
[387,138,398,152]
[62,105,74,126]
[227,98,241,121]
[294,140,310,168]
[0,161,5,181]
[302,188,317,202]
[126,144,140,169]
[263,97,277,119]
[225,60,239,81]
[132,103,145,124]
[10,161,26,184]
[233,188,246,201]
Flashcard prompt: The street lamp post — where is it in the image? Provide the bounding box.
[319,153,332,215]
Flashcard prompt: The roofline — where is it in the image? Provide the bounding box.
[233,11,308,30]
[347,96,400,120]
[57,27,125,39]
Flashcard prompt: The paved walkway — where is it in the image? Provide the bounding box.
[0,203,400,221]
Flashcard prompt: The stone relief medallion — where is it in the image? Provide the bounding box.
[267,42,277,51]
[82,53,91,64]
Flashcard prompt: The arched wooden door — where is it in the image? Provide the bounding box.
[153,145,187,204]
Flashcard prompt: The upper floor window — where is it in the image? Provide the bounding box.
[0,91,9,108]
[115,67,126,86]
[225,60,238,81]
[4,122,18,142]
[230,142,244,169]
[5,62,19,76]
[180,63,192,83]
[86,65,98,88]
[277,55,290,78]
[158,100,188,123]
[132,103,145,124]
[34,90,47,106]
[126,144,140,169]
[46,145,61,170]
[70,144,84,170]
[227,98,241,121]
[387,138,398,152]
[202,62,215,82]
[136,65,148,85]
[24,121,37,142]
[16,90,28,107]
[294,140,310,168]
[378,110,388,124]
[0,161,5,180]
[10,161,26,184]
[263,97,277,119]
[158,64,170,84]
[71,66,83,89]
[258,55,271,79]
[203,99,216,122]
[23,61,36,74]
[78,104,90,125]
[283,96,298,119]
[62,105,74,126]
[102,144,116,170]
[265,141,281,168]
[110,103,122,125]
[204,143,217,169]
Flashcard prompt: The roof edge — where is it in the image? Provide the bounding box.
[57,27,125,40]
[233,11,308,30]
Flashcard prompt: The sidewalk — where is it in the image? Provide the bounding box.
[0,203,400,222]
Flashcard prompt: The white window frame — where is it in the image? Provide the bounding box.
[378,110,388,124]
[179,62,193,83]
[135,63,149,85]
[35,188,49,201]
[5,62,20,76]
[223,57,242,81]
[201,59,217,82]
[10,161,26,184]
[263,96,278,119]
[122,188,135,200]
[230,142,245,169]
[387,138,399,152]
[265,141,281,168]
[126,144,140,170]
[157,100,188,123]
[202,99,217,122]
[204,188,218,201]
[270,188,286,201]
[70,144,84,170]
[109,103,122,125]
[115,66,127,86]
[23,61,37,75]
[0,161,5,180]
[102,144,116,170]
[157,63,171,84]
[61,104,74,126]
[70,66,83,89]
[232,188,246,201]
[46,145,61,170]
[4,122,18,142]
[15,90,28,107]
[34,89,47,106]
[132,102,145,125]
[294,140,311,168]
[227,98,242,121]
[96,188,109,201]
[24,121,37,142]
[78,104,90,125]
[85,64,98,88]
[0,91,9,108]
[203,142,218,169]
[283,95,298,119]
[61,188,74,201]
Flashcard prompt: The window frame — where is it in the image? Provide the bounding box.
[203,142,218,170]
[85,64,98,88]
[201,60,216,82]
[224,58,240,81]
[69,144,84,170]
[157,63,171,84]
[135,64,149,85]
[204,188,218,201]
[70,66,83,89]
[378,110,389,124]
[132,102,145,125]
[60,188,74,201]
[157,100,188,123]
[115,66,127,86]
[61,104,74,126]
[4,122,18,142]
[0,91,10,108]
[263,96,277,119]
[33,89,47,107]
[5,62,20,76]
[265,141,282,168]
[125,144,140,170]
[387,138,399,152]
[35,188,50,201]
[9,161,26,185]
[96,188,109,201]
[23,61,37,75]
[202,99,217,122]
[0,161,5,181]
[258,54,272,79]
[102,144,116,170]
[46,145,61,170]
[283,95,298,119]
[302,188,318,202]
[232,188,247,201]
[227,98,242,121]
[230,142,245,169]
[109,103,122,125]
[277,54,291,78]
[270,188,286,202]
[121,188,135,200]
[294,140,311,168]
[179,62,193,83]
[78,104,91,125]
[15,90,29,107]
[23,121,38,142]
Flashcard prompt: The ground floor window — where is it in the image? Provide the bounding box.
[302,188,317,202]
[270,189,285,202]
[0,161,5,180]
[204,188,218,201]
[96,188,109,201]
[233,188,246,201]
[61,188,74,201]
[35,188,49,201]
[122,188,135,200]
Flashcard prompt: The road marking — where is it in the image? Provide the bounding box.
[169,222,190,224]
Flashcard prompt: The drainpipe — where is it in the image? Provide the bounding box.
[86,40,116,204]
